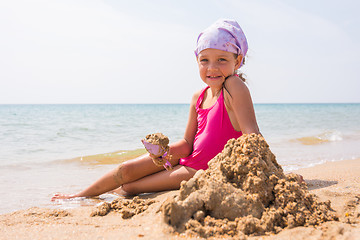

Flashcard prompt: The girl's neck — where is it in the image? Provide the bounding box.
[201,86,222,109]
[208,86,222,99]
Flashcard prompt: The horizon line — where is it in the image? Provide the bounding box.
[0,102,359,105]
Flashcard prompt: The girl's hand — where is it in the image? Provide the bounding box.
[225,73,239,80]
[149,153,173,170]
[149,153,166,166]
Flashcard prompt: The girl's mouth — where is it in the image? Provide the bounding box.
[207,75,222,80]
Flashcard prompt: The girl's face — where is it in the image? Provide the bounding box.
[197,48,242,88]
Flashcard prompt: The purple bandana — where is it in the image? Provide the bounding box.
[194,19,248,67]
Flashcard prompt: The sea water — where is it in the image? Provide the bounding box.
[0,103,359,214]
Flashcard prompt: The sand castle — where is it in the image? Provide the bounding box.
[161,134,339,238]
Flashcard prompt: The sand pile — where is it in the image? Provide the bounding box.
[91,196,156,219]
[161,134,338,238]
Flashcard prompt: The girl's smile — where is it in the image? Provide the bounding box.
[197,48,242,88]
[207,75,223,80]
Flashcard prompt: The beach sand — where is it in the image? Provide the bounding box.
[1,158,359,240]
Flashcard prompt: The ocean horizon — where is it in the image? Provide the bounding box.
[1,103,359,214]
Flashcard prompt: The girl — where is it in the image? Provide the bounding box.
[51,19,260,200]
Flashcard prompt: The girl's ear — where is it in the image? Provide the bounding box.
[235,55,243,69]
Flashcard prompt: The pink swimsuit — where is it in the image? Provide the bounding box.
[179,87,242,170]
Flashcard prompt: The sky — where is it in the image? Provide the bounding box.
[0,0,359,104]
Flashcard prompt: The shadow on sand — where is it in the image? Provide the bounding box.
[305,179,338,190]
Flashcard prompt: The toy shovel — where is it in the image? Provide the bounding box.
[141,139,173,171]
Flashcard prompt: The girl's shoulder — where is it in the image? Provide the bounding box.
[223,75,252,108]
[192,88,206,102]
[224,75,250,98]
[225,75,248,90]
[190,88,206,109]
[192,89,203,99]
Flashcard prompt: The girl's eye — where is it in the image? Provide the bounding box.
[200,59,208,62]
[219,58,227,62]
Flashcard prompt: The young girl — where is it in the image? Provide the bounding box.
[51,19,260,200]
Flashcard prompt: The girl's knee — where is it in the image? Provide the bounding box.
[113,162,133,184]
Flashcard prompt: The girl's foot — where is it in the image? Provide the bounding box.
[110,187,134,197]
[51,193,77,201]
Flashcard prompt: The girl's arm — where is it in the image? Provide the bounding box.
[224,76,260,134]
[168,91,200,159]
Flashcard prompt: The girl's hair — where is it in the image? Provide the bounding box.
[223,55,247,98]
[235,54,246,82]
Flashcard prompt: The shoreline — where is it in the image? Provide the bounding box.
[1,158,359,239]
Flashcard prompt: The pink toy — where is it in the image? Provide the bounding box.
[141,139,173,171]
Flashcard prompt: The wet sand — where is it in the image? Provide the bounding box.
[1,157,359,240]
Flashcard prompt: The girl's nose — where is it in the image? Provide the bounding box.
[207,62,218,70]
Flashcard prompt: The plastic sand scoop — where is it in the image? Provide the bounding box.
[141,139,173,171]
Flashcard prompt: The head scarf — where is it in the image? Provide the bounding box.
[194,19,248,67]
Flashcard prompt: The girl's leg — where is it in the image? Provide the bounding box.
[51,154,178,200]
[114,165,197,195]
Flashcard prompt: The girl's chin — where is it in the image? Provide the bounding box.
[203,79,225,88]
[205,78,225,84]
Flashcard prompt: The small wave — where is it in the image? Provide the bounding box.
[293,131,343,145]
[59,148,147,165]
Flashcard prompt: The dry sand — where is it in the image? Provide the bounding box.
[1,143,359,239]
